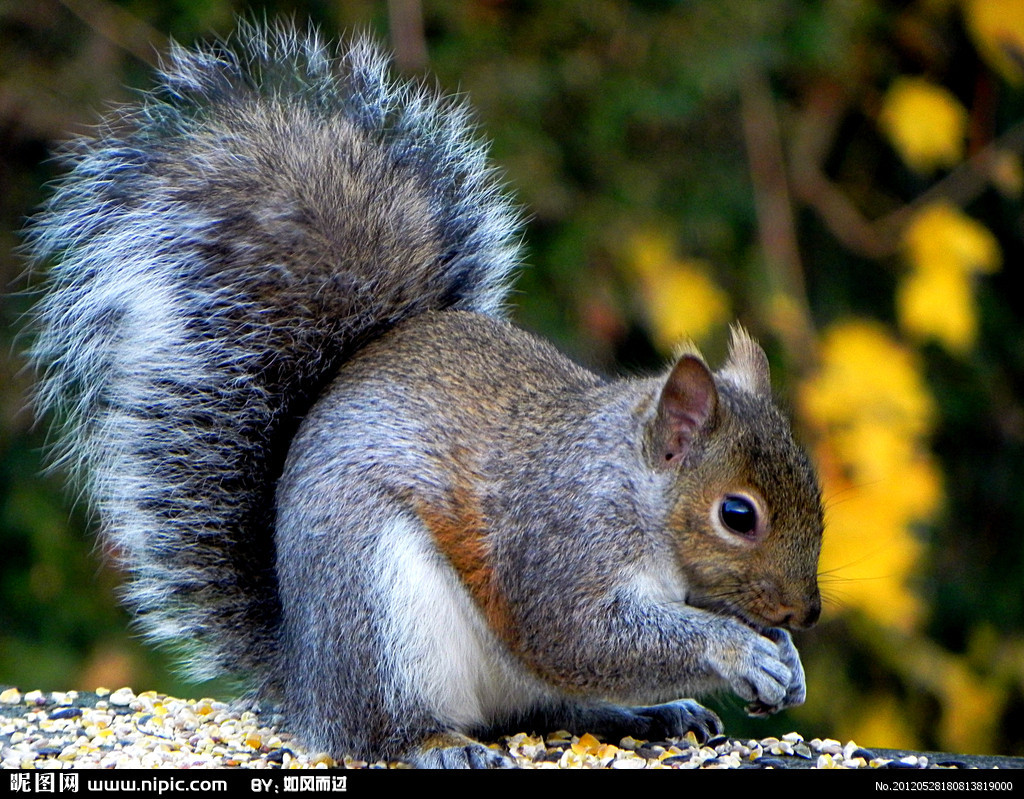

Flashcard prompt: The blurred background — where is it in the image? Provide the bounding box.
[2,0,1023,757]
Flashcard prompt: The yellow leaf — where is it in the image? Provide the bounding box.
[626,232,730,351]
[800,321,941,632]
[878,77,968,172]
[899,203,1000,353]
[903,202,1001,277]
[819,485,927,631]
[963,0,1024,84]
[897,263,977,353]
[831,422,941,504]
[800,320,935,436]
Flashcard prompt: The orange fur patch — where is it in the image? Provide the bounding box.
[415,481,518,650]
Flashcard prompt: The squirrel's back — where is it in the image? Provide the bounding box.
[28,22,522,685]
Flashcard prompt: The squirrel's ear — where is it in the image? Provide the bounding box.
[718,324,771,398]
[653,354,719,466]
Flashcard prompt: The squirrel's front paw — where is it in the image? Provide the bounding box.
[708,621,794,711]
[745,628,807,717]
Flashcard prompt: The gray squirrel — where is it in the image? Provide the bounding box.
[28,22,823,768]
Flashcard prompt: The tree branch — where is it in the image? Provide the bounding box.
[58,0,166,68]
[740,71,819,373]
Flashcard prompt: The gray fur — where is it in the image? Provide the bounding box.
[28,22,521,685]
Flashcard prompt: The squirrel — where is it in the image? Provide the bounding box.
[27,22,824,768]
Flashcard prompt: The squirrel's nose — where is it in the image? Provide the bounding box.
[790,595,821,630]
[796,598,821,629]
[771,595,820,630]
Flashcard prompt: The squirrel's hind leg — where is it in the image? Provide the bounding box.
[407,732,516,769]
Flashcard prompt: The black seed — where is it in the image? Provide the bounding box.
[49,707,82,719]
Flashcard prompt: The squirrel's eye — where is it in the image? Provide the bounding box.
[720,495,757,535]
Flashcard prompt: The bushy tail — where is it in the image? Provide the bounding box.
[27,21,521,686]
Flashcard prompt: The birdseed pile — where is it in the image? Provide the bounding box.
[0,687,992,769]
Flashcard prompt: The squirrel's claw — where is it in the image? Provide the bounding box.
[410,741,515,769]
[743,628,807,716]
[630,699,724,743]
